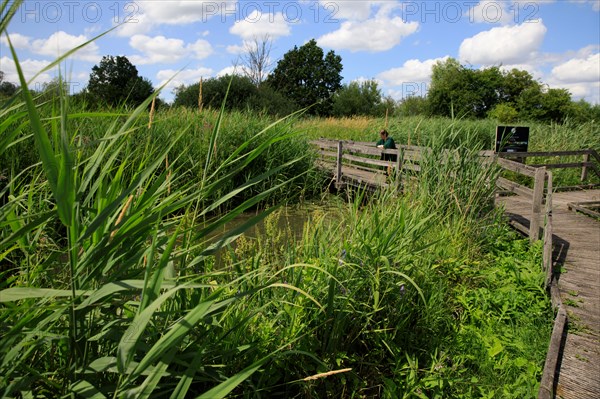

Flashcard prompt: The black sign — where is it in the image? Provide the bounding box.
[495,126,529,153]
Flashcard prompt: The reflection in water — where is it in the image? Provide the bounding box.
[208,202,340,268]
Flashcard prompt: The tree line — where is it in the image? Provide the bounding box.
[3,38,598,123]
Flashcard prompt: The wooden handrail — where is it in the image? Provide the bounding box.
[499,149,595,158]
[497,157,539,177]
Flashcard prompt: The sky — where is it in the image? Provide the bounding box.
[1,0,599,103]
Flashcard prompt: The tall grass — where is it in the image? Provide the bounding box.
[1,1,554,396]
[0,2,316,395]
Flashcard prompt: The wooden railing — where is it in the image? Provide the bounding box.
[499,149,600,183]
[311,139,495,189]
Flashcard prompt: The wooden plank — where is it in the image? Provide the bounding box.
[530,168,546,241]
[498,157,539,177]
[568,202,600,219]
[581,153,590,181]
[544,171,553,287]
[499,150,592,158]
[538,306,567,399]
[342,153,391,168]
[529,162,592,170]
[497,177,534,198]
[336,141,343,187]
[318,149,338,159]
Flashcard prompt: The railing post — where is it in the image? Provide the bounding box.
[395,148,403,190]
[581,152,590,182]
[336,141,343,188]
[531,167,546,241]
[543,171,553,288]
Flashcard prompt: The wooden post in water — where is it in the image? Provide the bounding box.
[531,167,546,241]
[543,170,553,288]
[336,141,343,189]
[581,152,590,182]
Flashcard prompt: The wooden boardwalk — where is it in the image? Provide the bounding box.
[312,139,600,398]
[499,190,600,399]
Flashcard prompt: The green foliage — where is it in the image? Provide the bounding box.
[397,95,429,117]
[173,75,296,116]
[428,59,582,123]
[86,55,154,108]
[332,80,385,117]
[0,70,18,98]
[488,103,519,123]
[566,99,600,124]
[268,39,343,116]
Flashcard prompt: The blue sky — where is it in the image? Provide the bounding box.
[1,0,599,103]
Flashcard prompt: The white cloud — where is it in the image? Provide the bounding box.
[378,56,450,86]
[216,66,242,77]
[317,11,419,52]
[188,39,213,59]
[128,35,213,65]
[459,21,547,65]
[0,33,31,49]
[499,63,544,80]
[226,44,246,55]
[31,31,100,62]
[115,0,235,36]
[229,11,292,40]
[2,31,100,62]
[157,67,213,91]
[551,53,600,83]
[0,56,52,86]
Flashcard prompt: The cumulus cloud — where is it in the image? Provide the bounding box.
[0,56,52,85]
[317,9,419,52]
[115,0,235,36]
[551,53,600,83]
[2,31,100,62]
[0,33,31,49]
[459,20,547,65]
[216,66,242,77]
[226,44,246,55]
[128,35,213,65]
[156,66,213,91]
[229,11,292,40]
[377,56,450,87]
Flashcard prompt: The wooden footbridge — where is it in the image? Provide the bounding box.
[312,139,600,399]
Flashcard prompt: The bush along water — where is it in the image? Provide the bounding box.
[208,140,553,397]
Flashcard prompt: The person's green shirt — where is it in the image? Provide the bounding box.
[376,136,396,149]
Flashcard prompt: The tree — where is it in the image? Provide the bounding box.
[397,95,429,117]
[239,35,273,87]
[0,70,18,97]
[173,74,257,110]
[87,55,153,107]
[332,80,384,117]
[267,39,343,115]
[428,58,478,117]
